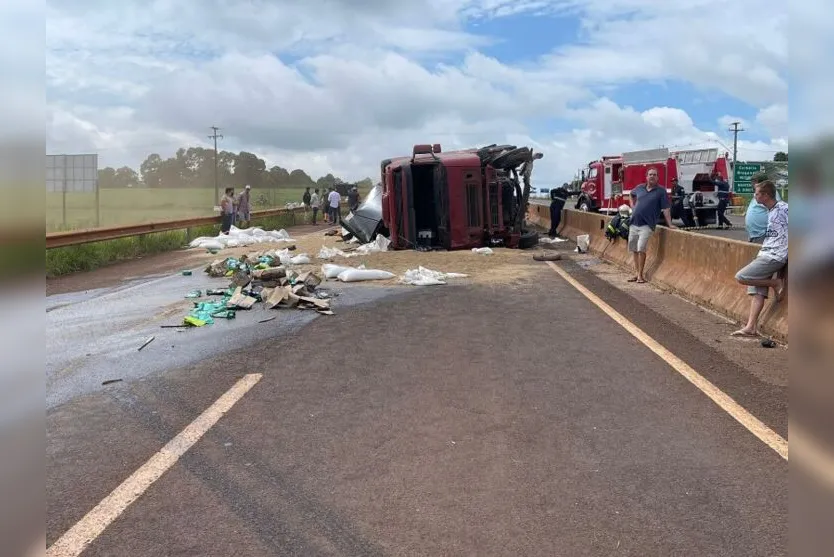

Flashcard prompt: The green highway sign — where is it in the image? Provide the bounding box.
[733,163,762,194]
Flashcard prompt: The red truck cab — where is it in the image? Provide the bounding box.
[379,144,541,250]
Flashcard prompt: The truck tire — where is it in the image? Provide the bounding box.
[576,195,595,212]
[518,229,539,250]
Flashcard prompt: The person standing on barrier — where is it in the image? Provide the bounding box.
[733,180,788,337]
[548,183,569,238]
[712,171,732,229]
[627,168,676,284]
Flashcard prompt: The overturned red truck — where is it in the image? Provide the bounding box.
[341,144,543,250]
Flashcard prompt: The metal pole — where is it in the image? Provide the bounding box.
[95,180,100,227]
[62,155,68,229]
[209,126,224,205]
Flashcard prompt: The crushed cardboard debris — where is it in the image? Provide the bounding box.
[182,254,338,326]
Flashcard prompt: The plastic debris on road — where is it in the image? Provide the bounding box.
[539,237,567,244]
[316,235,391,259]
[189,226,296,251]
[336,268,395,282]
[400,267,468,286]
[472,247,494,255]
[576,234,590,253]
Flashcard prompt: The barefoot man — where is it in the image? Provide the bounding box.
[733,180,788,337]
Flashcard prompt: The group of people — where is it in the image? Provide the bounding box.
[219,185,251,234]
[218,184,363,233]
[301,185,361,226]
[605,167,787,338]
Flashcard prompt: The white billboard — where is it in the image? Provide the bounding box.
[46,154,98,193]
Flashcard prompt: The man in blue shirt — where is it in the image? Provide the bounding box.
[745,173,781,243]
[627,168,676,283]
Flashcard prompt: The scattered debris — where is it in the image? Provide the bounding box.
[102,379,123,386]
[160,325,188,329]
[539,237,567,244]
[533,252,563,262]
[316,235,391,260]
[185,289,202,298]
[227,286,258,309]
[138,336,155,351]
[472,247,493,255]
[761,338,777,348]
[400,267,468,286]
[576,234,590,253]
[336,268,396,282]
[258,316,277,323]
[182,270,193,276]
[189,226,296,251]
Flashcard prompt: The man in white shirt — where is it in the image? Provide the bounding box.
[732,180,788,337]
[310,189,321,225]
[328,187,342,224]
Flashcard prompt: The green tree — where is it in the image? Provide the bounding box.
[773,151,788,162]
[289,169,315,186]
[113,166,139,188]
[98,167,117,188]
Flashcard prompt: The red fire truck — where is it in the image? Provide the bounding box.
[573,147,732,227]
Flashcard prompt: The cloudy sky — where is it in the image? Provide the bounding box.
[44,0,788,184]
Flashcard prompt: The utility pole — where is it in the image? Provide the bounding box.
[208,126,224,205]
[728,121,744,167]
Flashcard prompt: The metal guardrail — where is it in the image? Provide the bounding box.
[45,206,320,250]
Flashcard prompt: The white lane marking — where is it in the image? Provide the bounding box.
[47,373,263,557]
[547,261,788,461]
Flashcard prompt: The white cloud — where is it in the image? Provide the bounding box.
[756,105,788,138]
[45,0,788,186]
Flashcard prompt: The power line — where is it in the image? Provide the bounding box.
[208,126,224,205]
[728,121,744,164]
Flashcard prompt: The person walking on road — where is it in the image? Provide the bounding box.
[310,188,320,225]
[220,187,235,235]
[712,171,732,229]
[328,187,342,225]
[733,180,788,337]
[627,168,676,283]
[236,185,251,228]
[548,183,569,238]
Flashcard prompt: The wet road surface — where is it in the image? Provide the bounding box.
[47,255,786,556]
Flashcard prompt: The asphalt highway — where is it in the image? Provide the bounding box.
[47,244,786,556]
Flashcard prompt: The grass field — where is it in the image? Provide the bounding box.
[46,187,315,232]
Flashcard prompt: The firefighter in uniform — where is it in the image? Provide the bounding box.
[548,183,569,238]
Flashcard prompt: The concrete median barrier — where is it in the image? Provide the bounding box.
[529,205,787,340]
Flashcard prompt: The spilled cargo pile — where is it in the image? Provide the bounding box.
[178,251,335,327]
[189,226,297,251]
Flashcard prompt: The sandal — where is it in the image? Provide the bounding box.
[636,279,647,284]
[731,329,759,338]
[627,277,639,282]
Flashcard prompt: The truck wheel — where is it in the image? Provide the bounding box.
[518,229,539,250]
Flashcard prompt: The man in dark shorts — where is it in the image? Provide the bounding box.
[627,168,676,283]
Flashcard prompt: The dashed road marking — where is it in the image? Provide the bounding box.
[47,373,263,557]
[547,261,788,461]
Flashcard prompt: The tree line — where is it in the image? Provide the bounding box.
[96,146,374,191]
